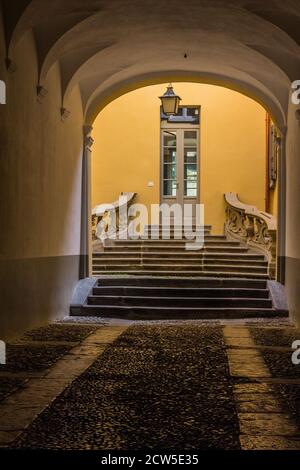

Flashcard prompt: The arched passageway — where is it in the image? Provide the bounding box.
[1,1,300,338]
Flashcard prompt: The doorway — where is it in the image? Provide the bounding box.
[160,106,200,224]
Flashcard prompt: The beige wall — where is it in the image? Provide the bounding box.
[285,97,300,326]
[0,18,84,339]
[92,83,266,234]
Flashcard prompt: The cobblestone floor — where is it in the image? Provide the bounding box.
[14,324,240,450]
[0,319,300,450]
[0,324,99,403]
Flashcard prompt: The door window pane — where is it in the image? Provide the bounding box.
[162,128,199,198]
[184,180,197,197]
[164,164,176,179]
[184,131,197,147]
[164,180,177,196]
[184,149,197,163]
[163,131,177,197]
[163,132,177,147]
[164,149,176,163]
[184,164,197,179]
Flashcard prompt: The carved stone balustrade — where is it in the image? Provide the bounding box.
[92,192,137,242]
[224,192,277,279]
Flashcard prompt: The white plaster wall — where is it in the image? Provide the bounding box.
[0,16,84,339]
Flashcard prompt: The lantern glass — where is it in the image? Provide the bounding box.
[159,85,181,116]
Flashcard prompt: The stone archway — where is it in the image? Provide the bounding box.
[83,78,287,285]
[1,0,300,337]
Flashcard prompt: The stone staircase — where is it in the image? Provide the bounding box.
[76,225,287,319]
[92,225,268,278]
[82,277,278,319]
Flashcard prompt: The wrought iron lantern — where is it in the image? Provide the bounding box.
[159,84,181,115]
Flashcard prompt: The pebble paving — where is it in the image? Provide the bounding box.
[250,327,300,348]
[0,344,72,372]
[0,324,101,404]
[2,320,300,450]
[21,323,98,343]
[0,378,27,402]
[0,325,125,446]
[13,325,240,450]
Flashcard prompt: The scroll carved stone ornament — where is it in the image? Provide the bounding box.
[92,192,137,242]
[224,192,277,279]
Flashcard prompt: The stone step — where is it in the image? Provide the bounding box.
[92,286,270,298]
[95,277,268,289]
[93,251,265,260]
[92,270,268,278]
[144,225,212,230]
[87,295,272,309]
[102,245,249,253]
[79,304,281,319]
[141,228,212,233]
[112,239,241,246]
[92,257,267,266]
[140,233,212,239]
[85,217,279,320]
[93,263,268,273]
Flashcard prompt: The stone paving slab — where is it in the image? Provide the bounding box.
[234,383,273,394]
[3,378,70,406]
[228,349,263,358]
[223,327,253,338]
[0,326,128,446]
[239,412,300,436]
[224,325,300,450]
[225,336,258,347]
[236,395,281,413]
[227,358,271,378]
[12,340,79,347]
[0,371,45,379]
[240,435,300,450]
[0,431,21,445]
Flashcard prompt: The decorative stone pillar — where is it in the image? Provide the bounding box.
[79,125,94,279]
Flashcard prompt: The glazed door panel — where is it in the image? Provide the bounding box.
[161,127,199,223]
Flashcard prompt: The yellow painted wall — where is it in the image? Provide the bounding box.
[92,83,266,234]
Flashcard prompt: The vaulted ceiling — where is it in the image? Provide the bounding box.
[2,0,300,126]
